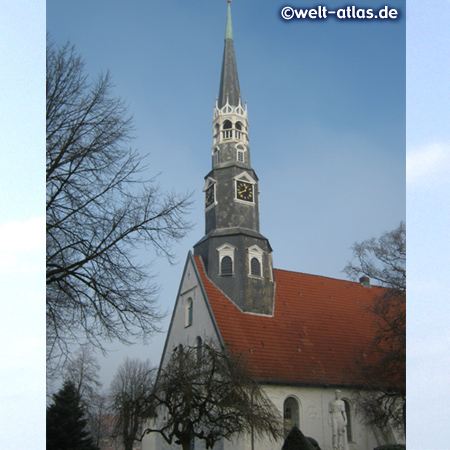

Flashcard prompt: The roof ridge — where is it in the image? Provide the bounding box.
[273,267,385,287]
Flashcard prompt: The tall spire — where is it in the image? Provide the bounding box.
[194,0,275,316]
[218,0,241,108]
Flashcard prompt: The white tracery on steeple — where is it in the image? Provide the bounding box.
[212,95,248,145]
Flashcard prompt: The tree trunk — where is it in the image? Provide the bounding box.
[181,440,191,450]
[124,437,135,450]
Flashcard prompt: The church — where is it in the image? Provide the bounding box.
[142,2,404,450]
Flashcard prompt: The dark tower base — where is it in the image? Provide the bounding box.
[194,229,275,315]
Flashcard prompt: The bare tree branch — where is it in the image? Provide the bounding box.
[108,358,156,450]
[344,222,405,434]
[46,37,193,374]
[144,342,283,450]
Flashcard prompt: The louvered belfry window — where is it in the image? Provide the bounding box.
[221,256,233,275]
[250,257,261,276]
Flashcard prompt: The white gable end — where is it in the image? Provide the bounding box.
[160,253,221,369]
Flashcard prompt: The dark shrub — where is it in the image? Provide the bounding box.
[282,426,316,450]
[306,436,322,450]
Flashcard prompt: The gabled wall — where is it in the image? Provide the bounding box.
[142,253,223,450]
[160,253,222,368]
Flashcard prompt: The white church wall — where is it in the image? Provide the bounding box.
[143,367,400,450]
[254,384,385,450]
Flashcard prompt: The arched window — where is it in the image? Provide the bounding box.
[236,144,246,163]
[195,336,203,363]
[343,399,352,442]
[250,257,261,277]
[221,256,233,275]
[217,243,236,276]
[185,298,193,327]
[235,121,243,140]
[213,147,219,165]
[284,397,300,437]
[222,120,232,139]
[175,344,185,369]
[248,245,263,278]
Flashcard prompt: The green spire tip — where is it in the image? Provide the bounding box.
[225,0,233,40]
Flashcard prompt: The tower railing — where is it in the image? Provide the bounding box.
[215,127,248,144]
[221,128,245,141]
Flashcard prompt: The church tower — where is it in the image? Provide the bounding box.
[194,0,275,315]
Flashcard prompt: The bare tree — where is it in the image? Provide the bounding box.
[143,342,283,450]
[61,346,109,446]
[344,222,406,433]
[344,221,405,291]
[109,358,156,450]
[87,394,109,450]
[63,346,102,403]
[46,37,192,371]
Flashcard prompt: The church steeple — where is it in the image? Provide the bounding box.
[194,1,275,316]
[218,0,241,108]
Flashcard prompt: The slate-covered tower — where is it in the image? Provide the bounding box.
[194,0,275,315]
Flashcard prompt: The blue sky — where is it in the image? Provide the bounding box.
[406,2,450,449]
[45,0,405,278]
[1,0,448,448]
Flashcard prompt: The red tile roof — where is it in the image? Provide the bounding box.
[194,255,386,387]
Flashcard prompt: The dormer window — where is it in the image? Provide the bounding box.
[213,147,219,166]
[236,144,246,163]
[221,256,232,275]
[248,245,264,278]
[217,243,236,276]
[250,258,261,276]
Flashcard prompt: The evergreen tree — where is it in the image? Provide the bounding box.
[47,381,98,450]
[282,426,316,450]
